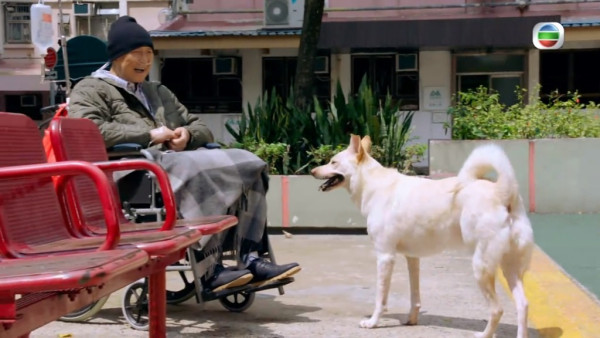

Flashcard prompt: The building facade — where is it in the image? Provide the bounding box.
[151,0,600,151]
[2,0,599,158]
[0,0,167,120]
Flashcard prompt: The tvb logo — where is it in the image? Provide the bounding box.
[532,22,564,50]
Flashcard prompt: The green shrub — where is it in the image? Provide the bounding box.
[447,86,600,140]
[226,77,427,175]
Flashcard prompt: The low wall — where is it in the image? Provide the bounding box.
[429,138,600,214]
[266,175,365,228]
[266,138,600,228]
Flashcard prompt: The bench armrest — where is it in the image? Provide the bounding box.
[93,159,177,231]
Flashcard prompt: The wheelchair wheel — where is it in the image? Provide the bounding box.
[218,290,255,312]
[59,296,109,322]
[166,261,197,305]
[122,281,149,331]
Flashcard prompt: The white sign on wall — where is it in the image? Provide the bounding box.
[423,86,448,111]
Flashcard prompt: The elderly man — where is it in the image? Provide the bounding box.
[68,16,300,293]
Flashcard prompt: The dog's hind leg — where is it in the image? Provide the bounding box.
[405,256,421,325]
[360,252,395,329]
[472,244,504,338]
[501,257,529,338]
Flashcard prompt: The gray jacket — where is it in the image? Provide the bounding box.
[69,76,214,150]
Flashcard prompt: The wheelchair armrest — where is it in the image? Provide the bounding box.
[204,142,221,149]
[107,143,144,159]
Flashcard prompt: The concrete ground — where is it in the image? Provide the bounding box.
[31,234,599,338]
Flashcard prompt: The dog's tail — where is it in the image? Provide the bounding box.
[457,143,519,208]
[458,144,534,272]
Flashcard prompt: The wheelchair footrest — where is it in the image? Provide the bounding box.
[244,277,294,294]
[200,277,294,301]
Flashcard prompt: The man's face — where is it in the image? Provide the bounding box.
[111,46,154,83]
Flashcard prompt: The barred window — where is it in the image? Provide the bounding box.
[3,3,31,43]
[351,52,420,111]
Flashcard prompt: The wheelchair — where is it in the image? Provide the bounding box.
[40,104,294,330]
[114,147,293,330]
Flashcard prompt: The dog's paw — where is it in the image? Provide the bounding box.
[359,318,378,329]
[473,332,490,338]
[404,319,418,326]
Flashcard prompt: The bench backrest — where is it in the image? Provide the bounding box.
[0,112,78,256]
[49,117,128,233]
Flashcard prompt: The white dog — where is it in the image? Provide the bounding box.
[311,135,534,338]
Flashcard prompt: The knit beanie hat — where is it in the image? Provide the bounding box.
[107,16,154,61]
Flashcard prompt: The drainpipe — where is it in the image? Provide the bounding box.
[57,0,71,96]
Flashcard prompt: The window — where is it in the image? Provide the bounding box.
[455,53,525,107]
[161,58,242,114]
[5,93,43,119]
[262,54,331,107]
[262,57,331,104]
[75,2,118,40]
[57,13,71,37]
[351,52,419,110]
[3,3,31,43]
[540,49,600,104]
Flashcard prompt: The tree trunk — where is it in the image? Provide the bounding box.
[293,0,325,111]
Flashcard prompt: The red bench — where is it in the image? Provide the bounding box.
[0,112,220,337]
[48,116,238,237]
[0,112,150,337]
[48,116,246,328]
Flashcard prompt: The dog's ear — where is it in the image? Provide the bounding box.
[357,135,372,163]
[361,136,372,154]
[349,134,361,153]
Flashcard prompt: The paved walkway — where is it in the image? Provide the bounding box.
[30,232,600,338]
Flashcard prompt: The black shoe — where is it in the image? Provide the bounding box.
[205,264,252,292]
[246,257,301,287]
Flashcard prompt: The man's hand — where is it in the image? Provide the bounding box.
[167,127,190,152]
[150,126,176,145]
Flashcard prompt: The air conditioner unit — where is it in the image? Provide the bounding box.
[314,56,329,74]
[73,3,94,16]
[20,95,37,107]
[264,0,304,28]
[396,53,418,72]
[213,57,238,75]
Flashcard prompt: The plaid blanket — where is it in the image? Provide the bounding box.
[149,148,269,265]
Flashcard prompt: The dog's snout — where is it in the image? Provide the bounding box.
[310,168,316,176]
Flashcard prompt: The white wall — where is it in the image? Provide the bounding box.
[528,48,540,99]
[330,53,351,97]
[241,49,262,109]
[409,50,453,167]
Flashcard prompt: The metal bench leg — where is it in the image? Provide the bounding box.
[148,268,166,338]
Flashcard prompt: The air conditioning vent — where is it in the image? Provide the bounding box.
[265,0,289,26]
[73,3,94,16]
[213,57,238,75]
[264,0,304,28]
[314,56,329,74]
[20,95,38,107]
[396,53,418,72]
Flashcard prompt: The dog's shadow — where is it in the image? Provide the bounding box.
[377,312,562,338]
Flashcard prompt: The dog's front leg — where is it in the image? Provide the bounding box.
[405,256,421,325]
[360,252,395,329]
